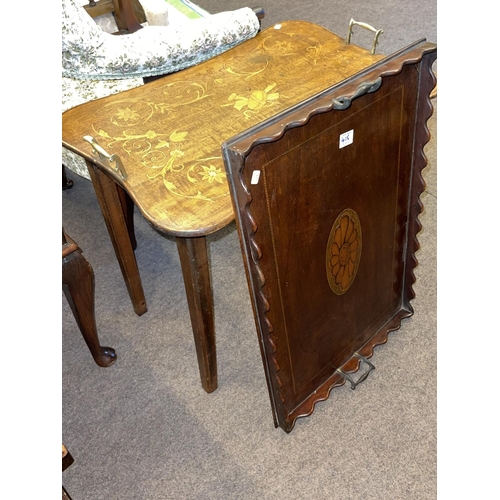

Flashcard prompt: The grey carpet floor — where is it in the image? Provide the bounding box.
[62,1,437,498]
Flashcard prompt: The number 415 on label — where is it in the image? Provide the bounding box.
[339,129,354,149]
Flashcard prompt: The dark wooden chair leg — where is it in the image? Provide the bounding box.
[62,444,74,500]
[62,486,73,500]
[86,160,147,316]
[63,242,117,367]
[176,236,218,393]
[62,165,74,190]
[62,444,74,472]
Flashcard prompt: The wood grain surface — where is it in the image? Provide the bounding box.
[223,41,437,431]
[62,21,382,237]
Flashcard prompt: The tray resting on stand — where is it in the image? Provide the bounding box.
[222,40,437,432]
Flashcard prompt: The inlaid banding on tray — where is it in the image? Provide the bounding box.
[326,208,362,295]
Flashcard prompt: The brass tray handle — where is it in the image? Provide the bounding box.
[336,353,375,390]
[83,135,128,180]
[346,18,384,55]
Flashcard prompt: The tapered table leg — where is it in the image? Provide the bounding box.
[116,184,137,251]
[86,161,147,316]
[176,236,217,393]
[62,244,116,367]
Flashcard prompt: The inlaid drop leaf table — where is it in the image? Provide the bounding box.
[62,21,436,403]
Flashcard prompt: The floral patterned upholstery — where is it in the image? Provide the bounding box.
[62,0,260,180]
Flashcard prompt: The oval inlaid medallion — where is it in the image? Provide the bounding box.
[326,209,362,295]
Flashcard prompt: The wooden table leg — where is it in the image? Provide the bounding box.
[62,164,73,190]
[63,245,116,367]
[116,184,137,251]
[176,236,218,393]
[86,161,147,316]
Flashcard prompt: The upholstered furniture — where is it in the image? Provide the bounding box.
[62,229,117,367]
[62,0,261,182]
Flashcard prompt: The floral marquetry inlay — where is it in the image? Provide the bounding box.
[326,209,362,295]
[63,20,387,233]
[90,88,231,202]
[223,83,280,119]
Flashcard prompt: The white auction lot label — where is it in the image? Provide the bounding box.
[339,129,354,149]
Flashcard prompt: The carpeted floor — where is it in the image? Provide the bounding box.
[62,1,437,498]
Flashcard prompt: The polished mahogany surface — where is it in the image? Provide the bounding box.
[223,41,437,432]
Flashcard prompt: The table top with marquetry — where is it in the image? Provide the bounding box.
[62,21,383,237]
